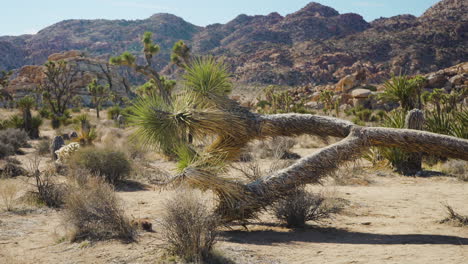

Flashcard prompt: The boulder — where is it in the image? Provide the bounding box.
[448,74,465,86]
[51,136,65,160]
[426,73,447,88]
[335,74,356,93]
[351,88,372,98]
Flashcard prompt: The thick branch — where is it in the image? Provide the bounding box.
[365,127,468,160]
[257,113,354,138]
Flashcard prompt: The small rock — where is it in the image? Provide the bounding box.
[69,131,78,138]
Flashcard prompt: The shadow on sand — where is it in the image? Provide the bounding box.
[221,225,468,246]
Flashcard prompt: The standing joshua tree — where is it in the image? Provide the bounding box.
[127,57,468,223]
[39,60,80,117]
[87,79,109,118]
[110,32,174,105]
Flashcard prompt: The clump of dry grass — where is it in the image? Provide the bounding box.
[63,177,135,242]
[438,160,468,182]
[331,162,372,186]
[273,187,341,228]
[36,139,51,156]
[255,137,300,160]
[159,190,219,263]
[0,178,19,211]
[231,158,294,182]
[440,205,468,227]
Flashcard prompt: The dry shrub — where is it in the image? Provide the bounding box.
[69,147,132,184]
[36,139,51,156]
[231,158,294,182]
[0,129,29,158]
[27,156,66,208]
[440,205,468,227]
[160,190,219,263]
[256,137,300,160]
[63,177,135,242]
[0,178,19,211]
[0,157,27,178]
[273,187,341,228]
[439,160,468,182]
[332,163,372,186]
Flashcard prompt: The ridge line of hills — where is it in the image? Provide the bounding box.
[0,0,467,86]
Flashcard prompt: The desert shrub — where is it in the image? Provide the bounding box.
[30,169,66,208]
[63,177,135,241]
[0,128,29,158]
[0,178,19,211]
[69,147,132,184]
[257,137,299,160]
[0,142,15,159]
[1,157,27,178]
[160,191,219,263]
[439,160,468,181]
[273,187,340,228]
[36,139,51,156]
[39,107,52,118]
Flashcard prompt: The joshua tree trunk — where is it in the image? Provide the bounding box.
[394,109,425,175]
[168,111,468,222]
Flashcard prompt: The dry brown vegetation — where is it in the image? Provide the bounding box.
[159,190,220,263]
[63,176,135,242]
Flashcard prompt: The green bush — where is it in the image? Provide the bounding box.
[39,107,52,118]
[69,147,132,184]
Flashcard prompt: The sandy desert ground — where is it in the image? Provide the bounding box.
[0,132,467,264]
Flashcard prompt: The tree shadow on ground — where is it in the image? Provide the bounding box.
[115,180,149,192]
[221,225,468,246]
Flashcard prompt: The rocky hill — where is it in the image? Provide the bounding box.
[0,0,467,86]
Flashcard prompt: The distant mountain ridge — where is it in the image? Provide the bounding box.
[1,0,467,86]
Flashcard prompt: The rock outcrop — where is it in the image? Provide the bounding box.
[0,0,466,87]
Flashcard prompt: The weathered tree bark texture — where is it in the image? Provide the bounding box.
[173,107,468,222]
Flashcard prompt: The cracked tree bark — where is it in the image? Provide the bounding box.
[177,112,468,222]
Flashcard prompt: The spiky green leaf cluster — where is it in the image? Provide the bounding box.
[109,51,136,66]
[183,57,232,103]
[17,95,36,110]
[171,40,190,67]
[142,32,160,55]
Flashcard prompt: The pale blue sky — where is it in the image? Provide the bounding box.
[1,0,440,36]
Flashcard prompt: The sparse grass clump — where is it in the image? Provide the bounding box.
[63,177,135,242]
[273,187,340,228]
[0,178,19,211]
[439,160,468,181]
[160,190,219,263]
[36,139,51,156]
[69,147,132,184]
